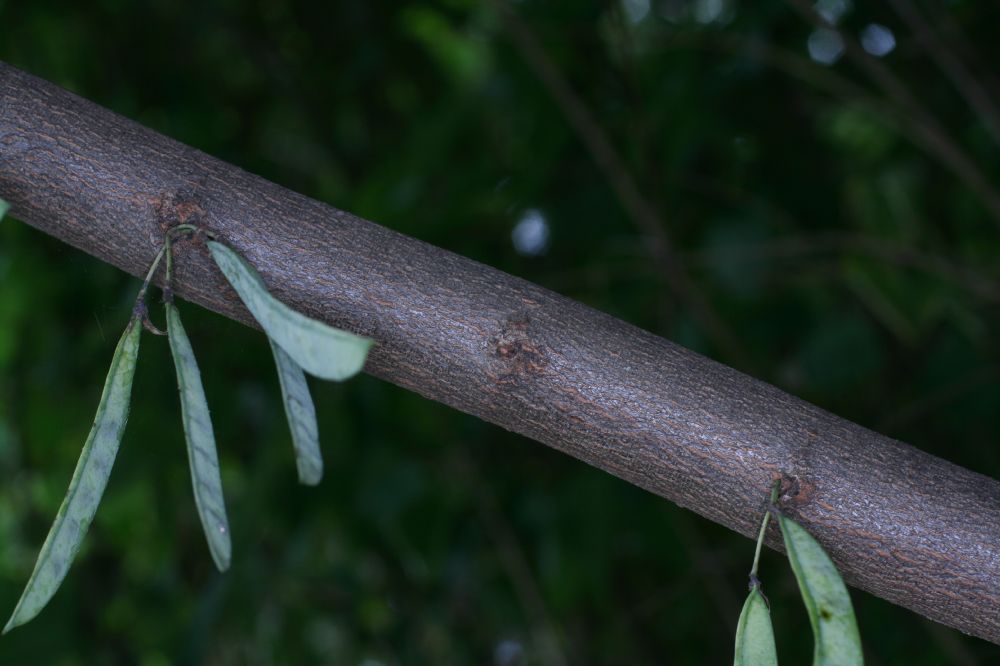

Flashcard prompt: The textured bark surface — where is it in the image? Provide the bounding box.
[1,61,998,644]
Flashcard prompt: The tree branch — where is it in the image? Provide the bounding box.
[1,61,997,644]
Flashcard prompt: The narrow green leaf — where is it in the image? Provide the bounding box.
[270,338,323,485]
[4,318,141,633]
[0,197,8,221]
[207,240,373,381]
[778,514,863,665]
[166,302,231,571]
[734,586,778,666]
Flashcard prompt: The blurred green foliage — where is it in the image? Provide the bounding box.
[1,0,999,663]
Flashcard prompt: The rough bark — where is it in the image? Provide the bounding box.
[1,61,998,644]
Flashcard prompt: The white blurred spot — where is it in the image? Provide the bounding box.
[860,23,896,57]
[512,209,550,257]
[694,0,725,24]
[808,28,845,65]
[621,0,650,25]
[815,0,851,24]
[494,639,524,666]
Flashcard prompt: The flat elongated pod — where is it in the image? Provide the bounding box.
[4,318,141,633]
[734,586,778,666]
[207,240,373,381]
[166,302,231,571]
[778,515,863,666]
[269,338,322,485]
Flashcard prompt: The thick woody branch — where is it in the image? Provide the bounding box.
[0,62,997,644]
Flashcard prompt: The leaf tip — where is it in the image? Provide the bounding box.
[211,545,231,573]
[336,335,375,380]
[3,607,28,635]
[298,465,323,486]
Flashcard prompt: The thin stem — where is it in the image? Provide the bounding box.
[133,245,167,314]
[166,222,200,244]
[164,235,175,303]
[164,223,200,304]
[749,479,782,586]
[132,223,202,316]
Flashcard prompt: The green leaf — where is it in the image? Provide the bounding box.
[270,338,323,485]
[207,240,373,381]
[166,302,231,571]
[734,586,778,666]
[4,318,141,633]
[0,197,8,221]
[777,514,863,666]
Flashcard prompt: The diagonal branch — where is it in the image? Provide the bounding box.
[0,61,998,645]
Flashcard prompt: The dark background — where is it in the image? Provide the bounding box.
[1,1,998,663]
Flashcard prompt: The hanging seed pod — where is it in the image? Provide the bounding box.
[734,585,778,666]
[5,318,142,632]
[166,301,232,572]
[270,338,322,485]
[207,240,372,381]
[777,514,863,665]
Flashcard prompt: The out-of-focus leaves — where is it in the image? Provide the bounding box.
[795,310,883,397]
[822,105,895,164]
[399,6,491,86]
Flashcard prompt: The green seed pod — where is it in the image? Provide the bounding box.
[270,338,323,485]
[207,240,373,381]
[778,515,863,665]
[4,318,142,632]
[734,585,778,666]
[167,302,231,572]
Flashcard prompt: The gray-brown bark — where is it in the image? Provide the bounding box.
[1,61,998,644]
